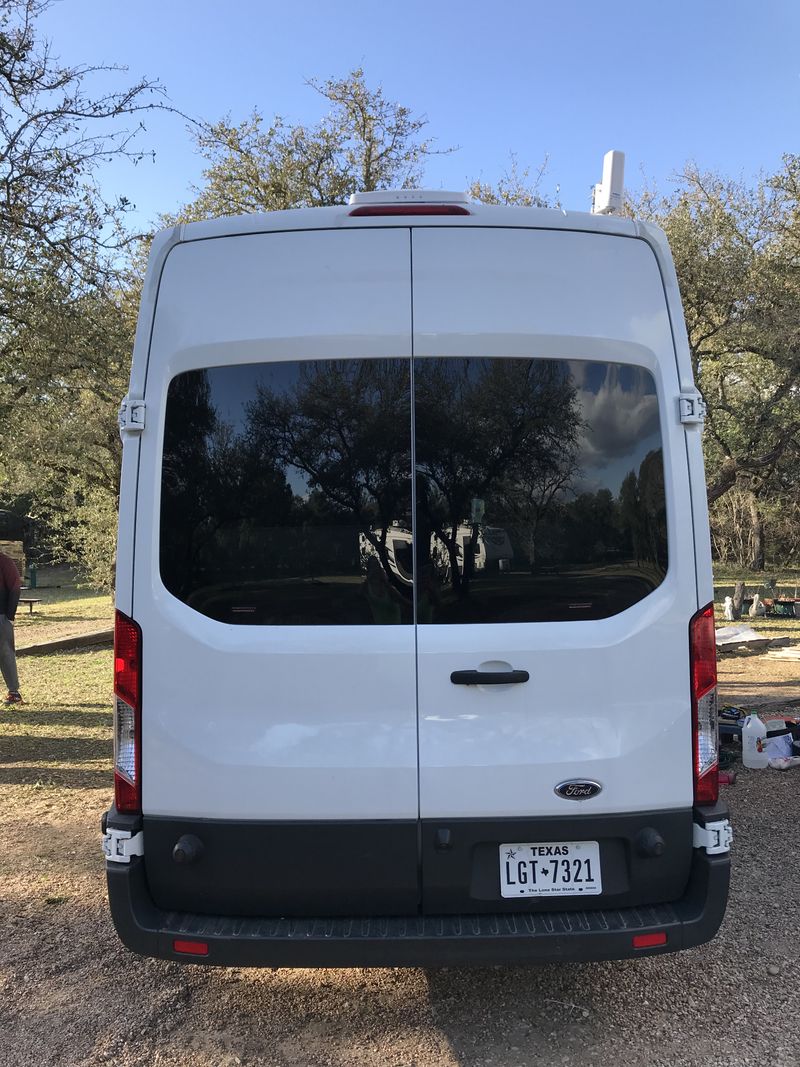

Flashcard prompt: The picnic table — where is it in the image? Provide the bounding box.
[19,597,42,614]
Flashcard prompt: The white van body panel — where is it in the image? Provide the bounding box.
[411,227,696,817]
[128,212,700,824]
[134,227,418,820]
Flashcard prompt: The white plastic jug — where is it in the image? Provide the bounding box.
[742,714,769,769]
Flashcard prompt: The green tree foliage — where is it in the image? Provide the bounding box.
[172,69,451,221]
[629,160,800,568]
[0,0,167,588]
[468,155,555,207]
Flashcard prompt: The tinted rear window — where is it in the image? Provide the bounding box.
[414,358,667,623]
[160,357,667,624]
[160,360,413,625]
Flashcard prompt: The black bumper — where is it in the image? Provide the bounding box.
[106,847,730,967]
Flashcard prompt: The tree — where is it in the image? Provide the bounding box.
[171,68,452,222]
[629,162,800,569]
[0,0,165,303]
[468,154,556,208]
[0,0,167,588]
[1,275,137,588]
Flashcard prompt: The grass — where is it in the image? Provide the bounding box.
[713,570,800,602]
[712,608,799,642]
[0,647,113,791]
[14,565,113,645]
[713,570,800,642]
[0,646,113,908]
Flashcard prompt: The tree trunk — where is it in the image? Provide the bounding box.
[732,581,745,620]
[747,491,765,571]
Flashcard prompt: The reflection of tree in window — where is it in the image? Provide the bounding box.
[161,358,667,625]
[246,360,413,602]
[160,360,413,624]
[415,358,583,594]
[160,371,217,598]
[546,450,667,575]
[161,370,295,603]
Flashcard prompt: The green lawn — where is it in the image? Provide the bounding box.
[713,570,800,641]
[14,566,113,644]
[713,569,800,600]
[1,647,113,791]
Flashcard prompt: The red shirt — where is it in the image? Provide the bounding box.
[0,552,22,619]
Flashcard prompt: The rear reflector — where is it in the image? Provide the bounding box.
[349,204,471,216]
[690,604,719,804]
[173,939,209,956]
[633,932,668,949]
[114,611,142,813]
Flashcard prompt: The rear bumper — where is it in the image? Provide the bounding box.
[106,847,729,967]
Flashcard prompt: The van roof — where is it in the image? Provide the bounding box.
[171,197,641,244]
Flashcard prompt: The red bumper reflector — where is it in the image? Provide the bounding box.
[349,204,471,216]
[173,939,209,956]
[632,932,667,949]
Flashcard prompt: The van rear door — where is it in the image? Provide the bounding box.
[411,227,699,912]
[134,228,420,915]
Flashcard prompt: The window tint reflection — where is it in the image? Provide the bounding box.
[160,357,667,626]
[414,359,667,623]
[160,360,413,624]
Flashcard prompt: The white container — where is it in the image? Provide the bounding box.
[742,714,769,769]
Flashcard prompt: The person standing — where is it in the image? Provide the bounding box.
[0,549,22,704]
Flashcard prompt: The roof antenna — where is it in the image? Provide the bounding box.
[591,150,625,214]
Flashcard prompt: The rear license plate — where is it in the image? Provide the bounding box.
[499,840,602,897]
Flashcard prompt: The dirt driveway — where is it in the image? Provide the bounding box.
[1,647,798,1067]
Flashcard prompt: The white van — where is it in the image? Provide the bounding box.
[104,189,731,966]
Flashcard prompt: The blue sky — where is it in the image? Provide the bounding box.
[40,0,799,230]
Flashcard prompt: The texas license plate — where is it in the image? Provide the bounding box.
[499,840,602,897]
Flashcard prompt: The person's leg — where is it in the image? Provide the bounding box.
[0,615,20,697]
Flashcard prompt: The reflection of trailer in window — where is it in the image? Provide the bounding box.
[360,522,512,585]
[359,524,414,584]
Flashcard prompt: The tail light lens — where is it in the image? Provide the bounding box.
[114,610,142,813]
[690,603,718,804]
[349,204,471,216]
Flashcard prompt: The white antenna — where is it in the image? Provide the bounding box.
[591,150,625,214]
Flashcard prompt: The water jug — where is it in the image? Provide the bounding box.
[742,714,768,769]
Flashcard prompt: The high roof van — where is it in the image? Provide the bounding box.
[103,189,731,966]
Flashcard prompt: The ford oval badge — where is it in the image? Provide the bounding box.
[555,780,602,801]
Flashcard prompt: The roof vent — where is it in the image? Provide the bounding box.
[348,189,471,216]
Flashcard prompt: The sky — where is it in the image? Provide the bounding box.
[38,0,800,230]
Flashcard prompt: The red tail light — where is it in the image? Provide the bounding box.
[114,610,142,813]
[690,604,718,804]
[349,204,471,216]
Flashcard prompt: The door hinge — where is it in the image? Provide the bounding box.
[103,828,144,864]
[118,396,146,436]
[693,819,732,855]
[679,393,707,425]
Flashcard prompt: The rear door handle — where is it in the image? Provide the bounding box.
[450,670,529,686]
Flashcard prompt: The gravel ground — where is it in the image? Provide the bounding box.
[1,655,799,1067]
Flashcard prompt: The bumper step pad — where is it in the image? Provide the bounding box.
[108,852,729,966]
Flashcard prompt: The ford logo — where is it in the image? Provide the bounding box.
[555,780,602,801]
